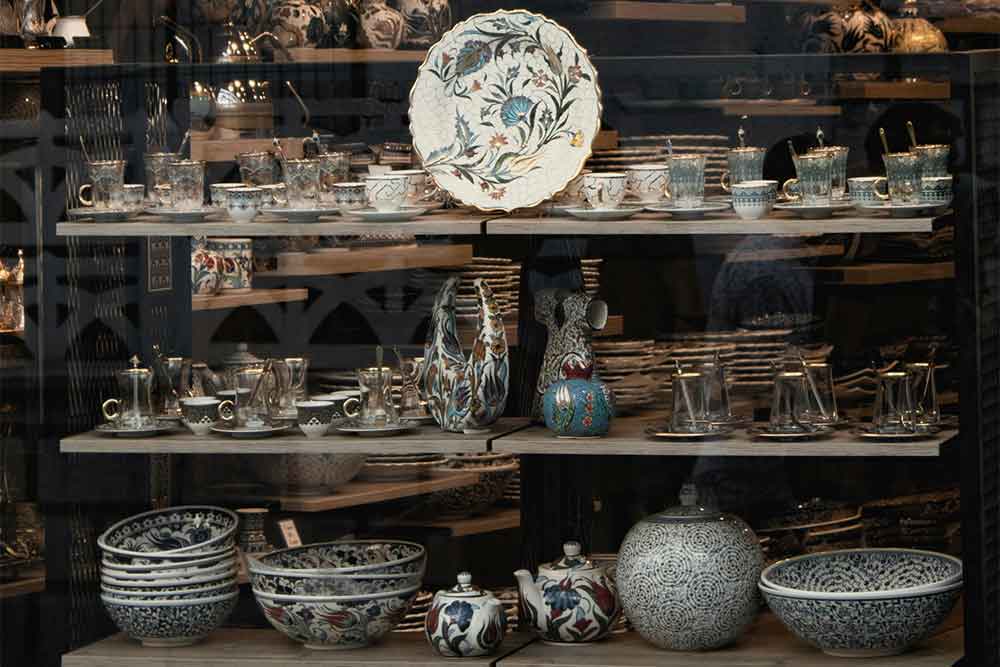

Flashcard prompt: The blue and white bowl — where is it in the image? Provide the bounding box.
[98,506,239,559]
[101,545,235,572]
[252,540,427,575]
[101,558,238,582]
[101,580,238,601]
[101,591,238,648]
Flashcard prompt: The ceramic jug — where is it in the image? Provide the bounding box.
[396,0,451,48]
[357,0,405,50]
[421,277,509,434]
[514,541,621,644]
[543,360,615,438]
[533,289,608,418]
[799,0,892,54]
[425,572,506,657]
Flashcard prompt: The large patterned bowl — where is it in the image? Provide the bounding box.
[252,586,420,650]
[98,506,239,558]
[251,540,427,575]
[101,591,238,648]
[101,581,238,601]
[100,558,238,582]
[248,565,423,597]
[101,567,239,590]
[761,549,963,599]
[761,581,961,658]
[413,456,518,518]
[101,548,236,573]
[251,454,366,496]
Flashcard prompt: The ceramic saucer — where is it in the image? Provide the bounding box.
[856,201,950,218]
[645,424,732,440]
[67,208,134,222]
[342,206,428,222]
[748,425,834,441]
[644,202,730,220]
[854,425,941,441]
[549,202,583,216]
[564,205,644,221]
[336,421,417,437]
[96,422,174,438]
[145,207,221,223]
[400,414,436,425]
[261,206,341,223]
[773,201,854,219]
[211,424,291,439]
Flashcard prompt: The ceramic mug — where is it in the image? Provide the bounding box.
[913,144,949,178]
[181,397,234,436]
[625,164,669,204]
[809,146,849,199]
[731,179,778,221]
[783,152,833,204]
[79,160,126,209]
[168,160,206,211]
[191,240,223,296]
[583,172,627,210]
[226,187,264,223]
[333,182,368,212]
[720,147,765,193]
[921,175,953,204]
[666,155,706,208]
[847,176,888,205]
[365,174,409,212]
[284,158,321,209]
[882,152,922,204]
[122,184,146,211]
[210,183,246,208]
[206,238,253,292]
[296,400,337,439]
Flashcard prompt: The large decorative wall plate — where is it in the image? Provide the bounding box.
[409,10,602,212]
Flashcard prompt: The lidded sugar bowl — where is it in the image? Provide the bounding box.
[514,541,621,644]
[425,572,506,657]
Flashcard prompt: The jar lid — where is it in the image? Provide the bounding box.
[644,505,727,523]
[440,572,490,599]
[121,355,151,377]
[541,541,597,572]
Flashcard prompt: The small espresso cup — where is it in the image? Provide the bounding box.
[313,391,361,421]
[365,174,409,212]
[210,183,246,208]
[333,182,368,212]
[296,400,336,439]
[921,175,953,205]
[181,397,234,436]
[583,172,627,209]
[226,187,264,223]
[625,164,669,204]
[731,179,778,221]
[122,184,146,211]
[260,183,287,207]
[557,169,591,205]
[847,176,888,205]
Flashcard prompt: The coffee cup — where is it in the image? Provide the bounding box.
[181,397,234,436]
[312,391,361,421]
[122,184,146,211]
[731,179,778,221]
[226,187,264,223]
[625,164,669,204]
[296,400,336,439]
[210,183,246,208]
[921,175,953,205]
[365,174,409,212]
[583,172,627,210]
[333,182,368,212]
[847,176,888,205]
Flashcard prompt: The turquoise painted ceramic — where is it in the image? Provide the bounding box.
[543,362,614,438]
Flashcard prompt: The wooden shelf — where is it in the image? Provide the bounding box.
[278,470,483,512]
[390,507,521,537]
[190,136,304,163]
[60,418,529,455]
[836,80,951,100]
[0,570,44,599]
[63,628,534,667]
[288,47,427,64]
[937,16,1000,34]
[271,244,474,277]
[192,289,307,312]
[487,214,935,236]
[578,1,745,23]
[460,315,623,348]
[503,613,962,667]
[0,48,113,73]
[807,261,955,285]
[497,416,956,457]
[722,102,841,117]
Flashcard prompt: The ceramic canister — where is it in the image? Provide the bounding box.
[206,238,253,292]
[191,239,223,297]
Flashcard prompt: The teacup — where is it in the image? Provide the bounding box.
[210,183,246,208]
[809,146,849,199]
[168,159,206,211]
[259,183,287,207]
[921,175,953,205]
[847,176,888,205]
[312,391,361,421]
[365,174,409,212]
[583,172,627,210]
[153,184,172,208]
[393,169,431,206]
[783,152,833,205]
[333,182,368,212]
[625,164,669,204]
[883,152,922,204]
[296,400,336,439]
[226,187,264,223]
[284,158,321,209]
[731,180,778,221]
[181,397,234,436]
[122,184,146,211]
[79,159,125,210]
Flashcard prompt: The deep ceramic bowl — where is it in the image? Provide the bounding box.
[100,557,237,581]
[251,540,427,575]
[101,591,238,648]
[252,586,420,650]
[101,567,238,589]
[414,461,519,518]
[761,581,961,658]
[101,547,236,573]
[247,562,423,596]
[760,548,963,599]
[101,581,238,601]
[98,506,239,558]
[251,454,366,496]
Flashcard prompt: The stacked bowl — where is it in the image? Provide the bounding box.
[760,548,962,657]
[98,506,240,647]
[248,540,426,650]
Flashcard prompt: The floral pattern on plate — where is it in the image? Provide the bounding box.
[410,10,601,211]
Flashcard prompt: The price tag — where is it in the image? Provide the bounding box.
[278,519,302,548]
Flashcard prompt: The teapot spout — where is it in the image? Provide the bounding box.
[513,569,542,616]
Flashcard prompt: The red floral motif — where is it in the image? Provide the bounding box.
[582,415,592,428]
[568,64,583,82]
[489,187,506,200]
[425,602,442,633]
[263,604,285,622]
[442,52,452,65]
[573,616,593,633]
[589,576,618,617]
[317,610,354,629]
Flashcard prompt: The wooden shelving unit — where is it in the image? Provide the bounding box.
[390,507,521,537]
[190,136,305,163]
[579,1,745,23]
[59,418,529,455]
[192,289,308,312]
[271,244,474,277]
[836,80,951,100]
[460,315,624,348]
[277,470,483,512]
[287,47,428,64]
[498,415,956,457]
[0,570,44,600]
[807,261,955,286]
[0,48,113,73]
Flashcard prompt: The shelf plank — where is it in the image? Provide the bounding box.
[486,214,935,236]
[0,570,45,599]
[502,613,961,667]
[191,136,304,163]
[192,289,308,312]
[63,628,534,667]
[279,470,481,512]
[836,80,951,100]
[391,507,521,537]
[495,416,956,457]
[460,315,624,348]
[807,261,955,285]
[59,418,530,455]
[288,47,427,64]
[271,244,474,277]
[580,1,745,23]
[0,48,113,73]
[937,16,1000,34]
[722,102,841,117]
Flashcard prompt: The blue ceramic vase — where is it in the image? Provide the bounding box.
[543,362,614,438]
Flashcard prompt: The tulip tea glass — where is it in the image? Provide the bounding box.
[873,371,916,434]
[284,158,321,209]
[319,151,352,202]
[235,368,269,427]
[770,371,811,432]
[800,362,839,426]
[357,366,398,426]
[671,371,710,433]
[906,362,939,427]
[721,147,765,192]
[168,160,206,210]
[783,152,833,205]
[238,151,278,186]
[667,155,706,208]
[810,146,849,199]
[913,144,949,178]
[79,160,126,210]
[882,152,922,204]
[698,362,732,424]
[144,152,179,195]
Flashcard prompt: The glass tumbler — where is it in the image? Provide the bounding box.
[906,362,939,427]
[235,368,269,428]
[810,146,849,199]
[769,371,811,432]
[284,158,321,209]
[914,144,949,178]
[800,362,839,425]
[697,361,732,424]
[357,366,398,426]
[721,147,765,192]
[168,159,206,210]
[668,154,707,208]
[873,370,916,434]
[883,152,922,204]
[783,152,833,205]
[671,371,710,433]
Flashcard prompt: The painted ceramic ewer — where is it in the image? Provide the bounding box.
[269,0,326,47]
[425,572,506,657]
[396,0,451,48]
[191,238,223,296]
[421,276,508,434]
[514,541,621,644]
[543,360,614,438]
[358,0,405,49]
[533,289,608,419]
[318,0,359,48]
[799,1,893,54]
[616,505,764,651]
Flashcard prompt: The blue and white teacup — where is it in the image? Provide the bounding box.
[731,179,778,221]
[365,174,409,212]
[848,176,888,205]
[226,187,264,223]
[625,164,669,204]
[210,183,245,208]
[333,182,368,212]
[921,175,953,205]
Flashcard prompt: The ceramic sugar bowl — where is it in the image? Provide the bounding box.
[425,572,506,657]
[514,542,621,644]
[543,360,615,438]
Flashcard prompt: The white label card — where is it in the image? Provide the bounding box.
[278,519,302,548]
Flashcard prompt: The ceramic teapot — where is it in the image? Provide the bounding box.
[425,572,506,657]
[514,541,621,644]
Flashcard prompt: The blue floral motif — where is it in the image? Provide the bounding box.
[500,96,533,127]
[444,600,475,631]
[543,580,581,614]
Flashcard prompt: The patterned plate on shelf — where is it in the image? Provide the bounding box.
[410,10,602,211]
[853,425,941,441]
[644,201,730,220]
[210,424,291,439]
[341,206,429,222]
[564,205,644,221]
[145,207,222,223]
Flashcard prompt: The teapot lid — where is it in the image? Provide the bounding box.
[120,355,151,377]
[439,572,492,599]
[221,343,261,367]
[541,541,598,572]
[644,505,727,524]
